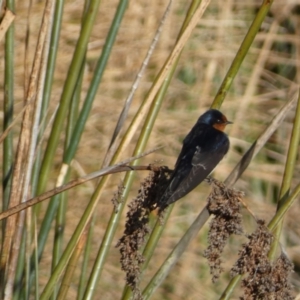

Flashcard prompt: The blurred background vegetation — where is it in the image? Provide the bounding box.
[0,0,300,299]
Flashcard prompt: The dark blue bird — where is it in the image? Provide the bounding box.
[160,109,232,207]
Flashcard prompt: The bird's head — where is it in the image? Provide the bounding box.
[198,109,232,131]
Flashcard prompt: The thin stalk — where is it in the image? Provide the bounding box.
[2,6,14,293]
[34,218,39,300]
[268,182,300,232]
[50,178,70,300]
[1,0,55,296]
[50,53,83,300]
[56,225,89,300]
[219,276,241,300]
[31,0,65,197]
[36,0,101,197]
[2,0,15,212]
[63,0,128,164]
[104,0,173,165]
[0,163,157,220]
[139,105,173,269]
[77,215,95,300]
[18,0,67,295]
[269,90,300,260]
[28,0,88,284]
[81,171,133,300]
[142,207,210,299]
[225,95,297,187]
[40,177,108,300]
[12,230,26,300]
[30,61,86,288]
[211,0,274,109]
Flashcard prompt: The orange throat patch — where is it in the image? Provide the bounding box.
[213,123,227,131]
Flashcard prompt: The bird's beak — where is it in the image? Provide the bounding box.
[225,120,233,125]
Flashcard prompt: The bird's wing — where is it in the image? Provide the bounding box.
[163,134,229,205]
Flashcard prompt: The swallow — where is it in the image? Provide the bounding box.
[159,109,232,208]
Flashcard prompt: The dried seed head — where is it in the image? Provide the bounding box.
[232,220,294,299]
[117,166,171,299]
[204,178,244,282]
[111,182,125,213]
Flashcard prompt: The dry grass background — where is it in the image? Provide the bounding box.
[1,0,300,299]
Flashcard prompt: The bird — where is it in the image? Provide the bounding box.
[159,109,232,208]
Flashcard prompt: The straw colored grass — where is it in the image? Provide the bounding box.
[1,0,300,299]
